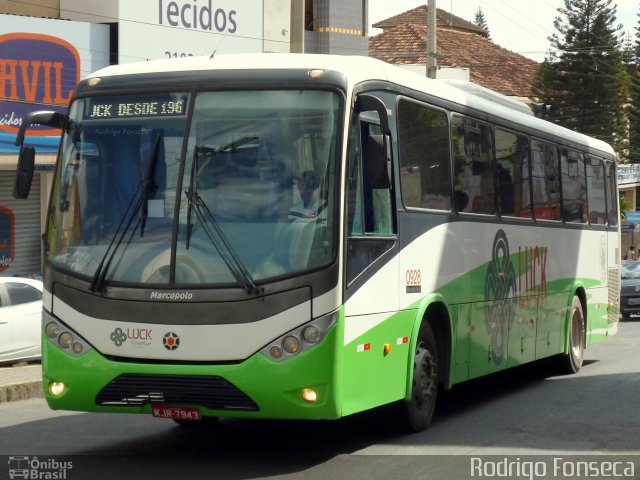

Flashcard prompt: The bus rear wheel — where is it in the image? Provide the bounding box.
[558,296,585,374]
[399,323,439,432]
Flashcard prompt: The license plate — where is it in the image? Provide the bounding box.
[629,298,640,305]
[151,405,201,421]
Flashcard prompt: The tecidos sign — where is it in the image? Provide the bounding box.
[0,33,80,138]
[118,0,262,62]
[158,0,237,33]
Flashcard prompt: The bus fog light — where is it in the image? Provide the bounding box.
[269,345,283,359]
[45,322,60,339]
[49,382,65,396]
[283,336,300,354]
[302,325,321,344]
[58,332,73,349]
[302,388,317,403]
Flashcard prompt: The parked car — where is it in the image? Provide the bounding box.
[621,261,640,321]
[0,277,43,365]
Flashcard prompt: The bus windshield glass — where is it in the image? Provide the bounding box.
[47,89,340,286]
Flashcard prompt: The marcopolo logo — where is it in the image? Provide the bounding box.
[150,291,194,300]
[0,33,80,137]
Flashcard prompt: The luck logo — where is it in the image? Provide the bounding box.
[110,327,127,347]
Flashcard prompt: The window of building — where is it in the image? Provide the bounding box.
[305,0,314,31]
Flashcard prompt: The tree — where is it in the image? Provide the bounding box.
[533,0,627,158]
[628,6,640,163]
[473,7,491,39]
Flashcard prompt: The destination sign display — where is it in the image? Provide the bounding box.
[84,94,188,120]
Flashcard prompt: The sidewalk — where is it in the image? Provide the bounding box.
[0,363,43,403]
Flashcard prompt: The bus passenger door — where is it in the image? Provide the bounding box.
[342,100,401,415]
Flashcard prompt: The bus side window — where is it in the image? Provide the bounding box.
[451,114,495,214]
[561,149,588,223]
[346,115,396,284]
[605,162,619,227]
[397,98,451,211]
[531,139,561,221]
[586,156,607,225]
[495,128,530,219]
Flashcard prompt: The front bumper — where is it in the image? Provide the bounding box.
[41,325,341,420]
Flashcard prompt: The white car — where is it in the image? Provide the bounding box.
[0,277,43,365]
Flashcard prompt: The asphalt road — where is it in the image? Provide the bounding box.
[0,321,639,480]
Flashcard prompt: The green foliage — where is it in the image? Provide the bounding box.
[473,7,491,39]
[628,6,640,163]
[533,0,627,158]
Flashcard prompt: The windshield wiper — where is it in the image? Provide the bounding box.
[184,147,260,295]
[89,134,161,292]
[185,191,261,295]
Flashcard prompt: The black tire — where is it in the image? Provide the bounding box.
[558,296,585,374]
[174,416,219,427]
[398,323,439,433]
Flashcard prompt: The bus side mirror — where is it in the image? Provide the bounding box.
[366,134,390,189]
[15,110,67,148]
[14,146,35,199]
[13,110,68,200]
[355,94,393,188]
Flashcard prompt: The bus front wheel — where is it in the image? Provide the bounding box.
[399,323,439,432]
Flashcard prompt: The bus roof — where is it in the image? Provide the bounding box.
[87,53,615,157]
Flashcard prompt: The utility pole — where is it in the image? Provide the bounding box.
[290,0,305,53]
[426,0,437,78]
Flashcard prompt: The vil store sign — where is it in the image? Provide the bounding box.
[0,33,80,152]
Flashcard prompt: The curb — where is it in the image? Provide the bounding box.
[0,381,43,403]
[0,364,44,404]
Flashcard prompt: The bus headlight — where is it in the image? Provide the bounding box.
[302,325,321,344]
[45,322,60,338]
[261,310,337,361]
[58,332,74,349]
[283,336,300,354]
[42,311,93,357]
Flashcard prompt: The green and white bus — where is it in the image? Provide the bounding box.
[15,54,620,431]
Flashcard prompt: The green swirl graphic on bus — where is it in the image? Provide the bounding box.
[485,229,516,364]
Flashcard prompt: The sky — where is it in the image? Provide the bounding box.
[369,0,640,62]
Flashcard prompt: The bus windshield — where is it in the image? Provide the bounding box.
[47,89,340,287]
